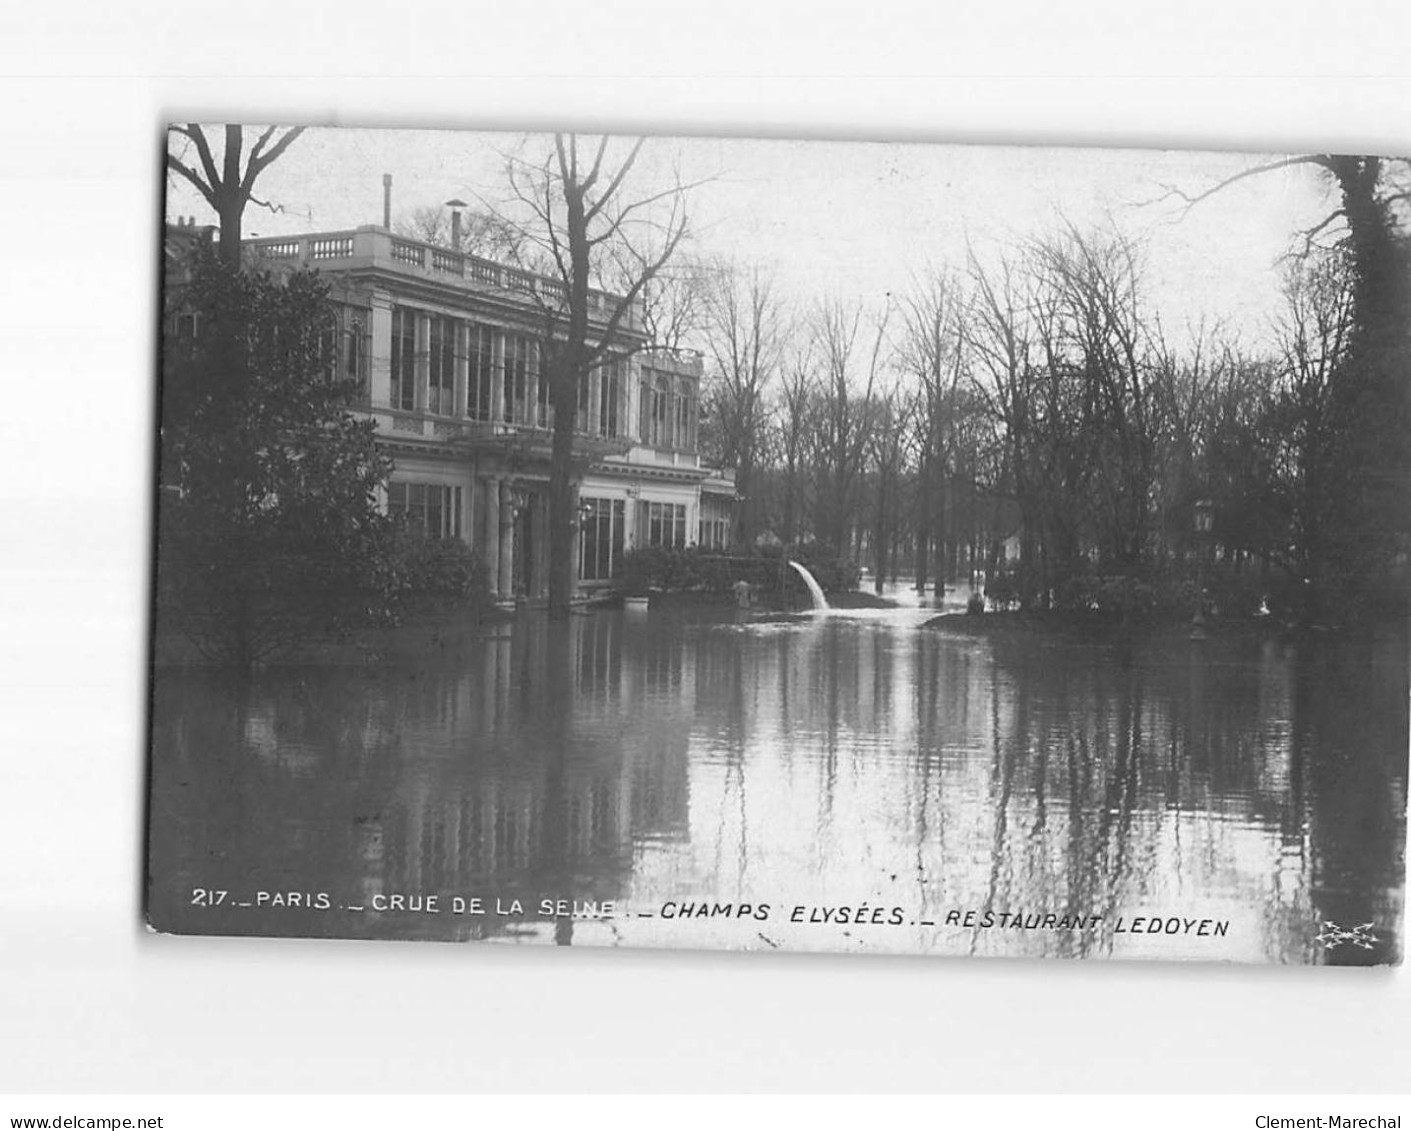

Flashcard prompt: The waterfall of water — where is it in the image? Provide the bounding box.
[788,560,831,611]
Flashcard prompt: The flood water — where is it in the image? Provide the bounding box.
[146,588,1408,964]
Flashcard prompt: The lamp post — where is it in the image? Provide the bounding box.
[1191,497,1213,641]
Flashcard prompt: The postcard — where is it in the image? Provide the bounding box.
[147,126,1409,963]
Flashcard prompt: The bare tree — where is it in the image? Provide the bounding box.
[774,343,817,545]
[1146,317,1242,554]
[166,124,306,267]
[1152,154,1411,617]
[701,262,786,546]
[395,203,526,261]
[897,271,967,590]
[967,249,1044,599]
[866,381,916,592]
[1271,251,1357,597]
[615,250,708,353]
[504,134,693,619]
[807,299,887,557]
[1029,224,1157,574]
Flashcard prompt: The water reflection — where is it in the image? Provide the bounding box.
[147,599,1406,964]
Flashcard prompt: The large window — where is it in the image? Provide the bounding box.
[579,497,626,581]
[640,501,688,549]
[315,315,339,383]
[388,481,463,540]
[467,324,494,421]
[173,311,200,340]
[675,379,696,450]
[428,316,456,416]
[699,497,730,549]
[312,306,367,392]
[638,369,696,451]
[505,334,534,425]
[345,314,367,398]
[534,340,551,429]
[598,358,621,437]
[391,307,417,411]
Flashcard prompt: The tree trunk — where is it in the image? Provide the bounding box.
[915,448,931,592]
[548,174,593,621]
[874,473,887,595]
[736,451,755,548]
[219,125,244,269]
[548,376,579,620]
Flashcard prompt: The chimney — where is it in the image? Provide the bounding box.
[383,174,393,229]
[446,198,468,250]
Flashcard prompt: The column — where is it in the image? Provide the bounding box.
[498,479,516,601]
[453,319,468,418]
[368,297,393,408]
[416,312,431,411]
[567,482,581,595]
[535,489,554,600]
[484,477,501,597]
[466,462,478,550]
[491,331,506,423]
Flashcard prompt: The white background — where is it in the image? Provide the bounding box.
[2,0,1409,1094]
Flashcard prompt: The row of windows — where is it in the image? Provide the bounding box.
[699,518,730,550]
[639,369,697,452]
[388,481,463,540]
[579,498,626,582]
[578,357,625,439]
[390,307,671,443]
[640,501,689,550]
[170,305,369,393]
[699,495,733,550]
[391,484,726,588]
[393,483,702,566]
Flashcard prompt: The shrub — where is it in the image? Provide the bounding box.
[384,529,492,614]
[1093,575,1157,618]
[985,570,1020,610]
[615,544,861,597]
[1202,564,1266,618]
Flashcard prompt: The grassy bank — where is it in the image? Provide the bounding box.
[630,588,898,612]
[151,598,510,668]
[919,607,1402,643]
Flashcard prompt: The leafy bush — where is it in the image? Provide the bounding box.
[756,541,862,593]
[1202,564,1268,618]
[1092,575,1158,618]
[1053,573,1099,612]
[384,528,492,613]
[615,544,861,597]
[156,256,397,664]
[985,571,1020,610]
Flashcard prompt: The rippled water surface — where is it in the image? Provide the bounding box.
[147,590,1407,963]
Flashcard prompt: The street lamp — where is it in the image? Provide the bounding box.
[1191,497,1213,641]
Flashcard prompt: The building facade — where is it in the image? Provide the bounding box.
[173,221,736,603]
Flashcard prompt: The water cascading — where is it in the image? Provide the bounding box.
[788,560,831,611]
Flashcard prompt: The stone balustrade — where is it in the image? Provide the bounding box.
[244,226,638,329]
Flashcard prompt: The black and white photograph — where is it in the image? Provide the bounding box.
[145,124,1410,966]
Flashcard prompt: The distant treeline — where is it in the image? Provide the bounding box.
[693,201,1410,625]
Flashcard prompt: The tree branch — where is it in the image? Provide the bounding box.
[1141,154,1335,215]
[242,126,305,194]
[166,154,218,209]
[583,138,645,225]
[174,124,222,194]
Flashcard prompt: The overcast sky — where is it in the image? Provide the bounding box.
[167,125,1342,355]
